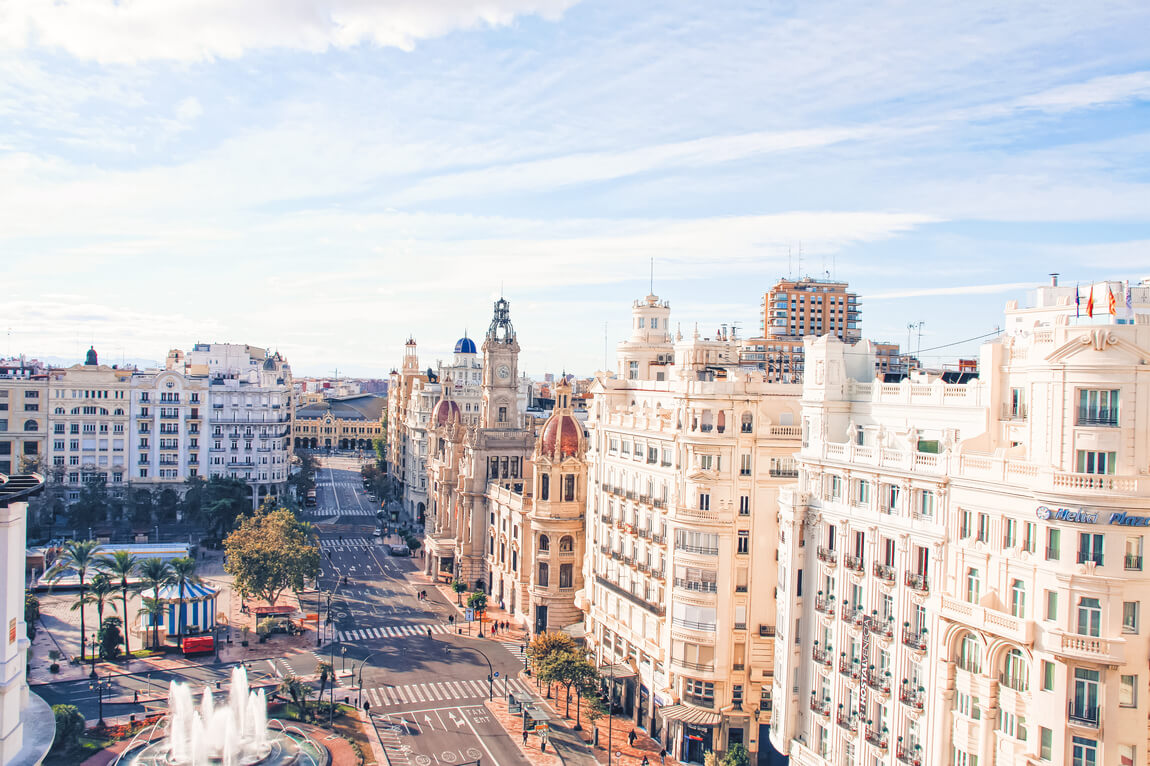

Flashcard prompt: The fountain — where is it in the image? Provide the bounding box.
[116,666,327,766]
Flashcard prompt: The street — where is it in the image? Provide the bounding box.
[35,454,533,766]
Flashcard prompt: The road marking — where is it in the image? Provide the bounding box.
[457,705,500,766]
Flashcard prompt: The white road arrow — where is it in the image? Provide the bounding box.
[424,714,434,731]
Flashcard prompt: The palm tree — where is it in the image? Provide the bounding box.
[46,540,104,661]
[278,674,304,717]
[137,558,171,649]
[138,597,165,649]
[315,662,334,720]
[103,551,139,659]
[84,573,118,628]
[167,557,201,640]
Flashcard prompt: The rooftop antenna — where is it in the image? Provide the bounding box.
[797,242,804,280]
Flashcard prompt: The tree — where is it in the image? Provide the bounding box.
[102,551,138,658]
[224,507,320,609]
[538,649,598,718]
[584,695,607,730]
[25,591,40,641]
[129,488,154,526]
[196,476,252,540]
[168,557,201,639]
[704,752,719,766]
[288,453,318,503]
[156,488,181,522]
[279,674,305,715]
[527,631,577,678]
[51,704,85,753]
[46,540,104,661]
[466,591,488,613]
[452,580,466,605]
[137,558,172,649]
[721,743,750,766]
[68,482,112,530]
[138,597,164,649]
[98,616,123,660]
[316,662,334,719]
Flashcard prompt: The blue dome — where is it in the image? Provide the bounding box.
[454,336,477,354]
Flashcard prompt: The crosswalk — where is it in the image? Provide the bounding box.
[499,640,528,664]
[316,480,366,490]
[320,537,377,548]
[305,506,377,517]
[361,677,532,709]
[336,624,452,642]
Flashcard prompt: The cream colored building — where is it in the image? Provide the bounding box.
[582,293,803,764]
[0,359,48,477]
[387,339,436,523]
[293,394,385,451]
[771,278,1150,766]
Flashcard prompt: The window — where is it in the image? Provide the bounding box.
[976,513,989,543]
[998,709,1027,741]
[1125,536,1143,570]
[740,453,752,476]
[628,361,638,380]
[1010,387,1027,418]
[684,679,714,707]
[919,489,934,517]
[1004,518,1017,548]
[699,454,713,470]
[1010,580,1026,618]
[1039,728,1052,761]
[559,563,573,588]
[960,508,972,539]
[740,413,753,433]
[1002,648,1028,691]
[737,530,749,555]
[540,474,549,500]
[498,406,507,423]
[22,419,37,431]
[698,493,710,511]
[1071,736,1098,766]
[731,684,743,707]
[1077,598,1101,637]
[738,496,750,516]
[1076,450,1115,474]
[538,534,549,552]
[1041,660,1055,691]
[882,484,899,512]
[537,562,549,587]
[563,473,575,501]
[965,568,981,604]
[1046,528,1060,560]
[1023,521,1036,553]
[1119,674,1137,707]
[1078,388,1118,426]
[1122,601,1139,633]
[955,690,981,719]
[957,633,981,673]
[1078,533,1104,565]
[856,480,870,506]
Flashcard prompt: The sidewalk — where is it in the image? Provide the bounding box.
[420,576,530,644]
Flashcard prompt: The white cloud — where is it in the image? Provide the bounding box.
[1015,71,1150,113]
[0,0,580,64]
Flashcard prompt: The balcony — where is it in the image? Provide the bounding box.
[674,579,718,593]
[1052,632,1125,665]
[904,571,929,593]
[809,694,830,717]
[864,670,891,694]
[652,498,667,509]
[836,711,858,733]
[844,555,864,573]
[841,604,865,624]
[864,728,888,751]
[940,596,1035,645]
[814,594,835,615]
[816,546,837,565]
[1077,407,1118,427]
[671,657,714,672]
[838,657,859,679]
[1067,701,1099,728]
[671,617,716,633]
[635,527,651,540]
[651,532,666,545]
[676,543,719,556]
[811,645,831,666]
[898,683,925,710]
[1077,550,1104,565]
[901,626,927,651]
[896,744,923,765]
[873,562,896,582]
[1125,554,1143,570]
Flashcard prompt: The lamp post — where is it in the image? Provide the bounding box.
[451,645,495,700]
[89,632,98,679]
[604,662,616,766]
[89,675,111,728]
[356,652,378,709]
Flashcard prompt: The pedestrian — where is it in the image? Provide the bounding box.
[133,690,139,704]
[659,748,667,766]
[523,730,529,746]
[642,757,650,766]
[629,729,636,746]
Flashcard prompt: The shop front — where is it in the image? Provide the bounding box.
[659,704,721,765]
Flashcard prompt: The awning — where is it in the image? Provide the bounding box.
[658,704,722,727]
[599,662,638,680]
[561,621,586,640]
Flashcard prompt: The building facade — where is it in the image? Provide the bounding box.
[771,279,1150,766]
[387,339,435,523]
[293,394,386,451]
[0,358,48,477]
[582,293,803,765]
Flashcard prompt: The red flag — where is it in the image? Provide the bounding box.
[1108,287,1116,315]
[1087,286,1094,317]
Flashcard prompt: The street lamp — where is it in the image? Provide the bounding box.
[450,645,496,700]
[356,652,378,709]
[89,675,111,728]
[341,646,348,673]
[89,632,99,679]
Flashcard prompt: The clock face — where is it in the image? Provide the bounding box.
[497,364,511,380]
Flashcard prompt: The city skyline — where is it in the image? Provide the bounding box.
[4,1,1150,375]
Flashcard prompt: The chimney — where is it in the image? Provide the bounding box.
[1049,273,1059,287]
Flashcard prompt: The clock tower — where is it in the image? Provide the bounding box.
[481,297,520,429]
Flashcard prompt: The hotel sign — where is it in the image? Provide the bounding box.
[1036,505,1150,527]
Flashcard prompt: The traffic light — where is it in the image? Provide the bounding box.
[376,510,384,519]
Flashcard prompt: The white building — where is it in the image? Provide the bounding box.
[771,278,1150,766]
[128,355,210,490]
[583,293,803,764]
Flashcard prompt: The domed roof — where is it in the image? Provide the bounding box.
[262,357,276,371]
[433,398,461,427]
[541,412,582,458]
[454,335,477,354]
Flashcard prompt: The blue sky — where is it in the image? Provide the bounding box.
[3,1,1150,377]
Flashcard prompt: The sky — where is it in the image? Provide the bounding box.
[3,1,1150,378]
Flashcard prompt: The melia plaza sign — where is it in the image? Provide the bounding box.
[1037,505,1150,527]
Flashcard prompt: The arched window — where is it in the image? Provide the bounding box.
[741,412,753,433]
[559,564,573,588]
[540,474,550,501]
[538,534,550,552]
[99,407,108,415]
[1002,648,1028,691]
[559,535,574,552]
[54,407,65,415]
[537,562,549,587]
[957,633,981,673]
[23,419,38,432]
[70,407,80,415]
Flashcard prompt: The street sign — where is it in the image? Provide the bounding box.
[493,672,499,678]
[465,609,475,621]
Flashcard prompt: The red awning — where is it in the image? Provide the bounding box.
[252,606,295,616]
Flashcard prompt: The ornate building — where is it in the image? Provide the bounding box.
[293,394,386,451]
